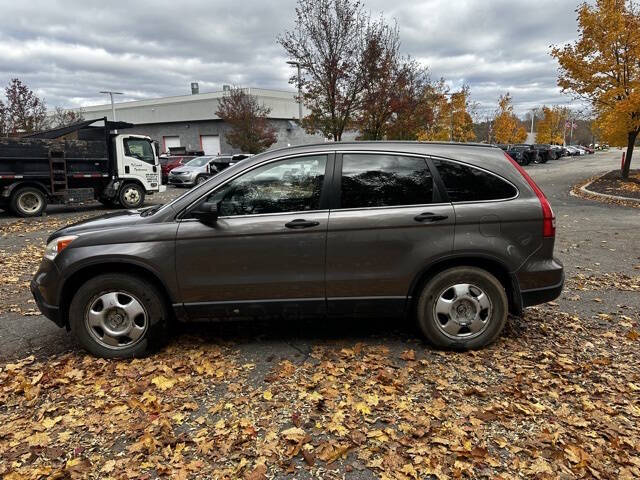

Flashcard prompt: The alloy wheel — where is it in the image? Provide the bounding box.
[433,283,492,339]
[85,291,148,349]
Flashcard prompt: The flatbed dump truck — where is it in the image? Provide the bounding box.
[0,117,165,217]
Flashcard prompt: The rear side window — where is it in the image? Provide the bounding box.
[340,153,434,208]
[433,159,517,202]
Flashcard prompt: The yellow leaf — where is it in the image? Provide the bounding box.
[281,427,307,443]
[151,375,176,391]
[26,432,50,447]
[354,402,371,415]
[101,460,116,473]
[263,390,273,401]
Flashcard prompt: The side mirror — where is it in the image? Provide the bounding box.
[191,202,218,226]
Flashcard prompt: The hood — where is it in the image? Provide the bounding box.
[48,208,151,241]
[171,165,205,173]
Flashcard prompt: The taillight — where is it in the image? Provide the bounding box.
[504,152,556,238]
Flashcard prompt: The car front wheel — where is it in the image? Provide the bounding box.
[416,267,508,349]
[69,273,170,358]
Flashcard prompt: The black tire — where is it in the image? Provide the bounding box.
[10,187,47,217]
[69,273,170,358]
[416,267,508,350]
[119,183,145,209]
[195,175,208,186]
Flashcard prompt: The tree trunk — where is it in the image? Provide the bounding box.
[622,130,637,179]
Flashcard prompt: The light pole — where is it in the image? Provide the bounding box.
[530,110,536,136]
[99,91,123,122]
[286,61,303,122]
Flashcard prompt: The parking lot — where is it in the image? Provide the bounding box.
[1,149,639,479]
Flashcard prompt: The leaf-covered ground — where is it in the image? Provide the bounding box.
[1,305,639,479]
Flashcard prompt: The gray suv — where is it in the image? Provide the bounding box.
[31,142,563,358]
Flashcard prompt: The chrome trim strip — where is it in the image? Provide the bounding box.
[184,297,325,306]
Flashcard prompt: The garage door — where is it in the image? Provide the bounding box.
[201,135,221,156]
[163,136,180,153]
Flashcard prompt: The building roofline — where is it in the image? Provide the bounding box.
[79,87,297,112]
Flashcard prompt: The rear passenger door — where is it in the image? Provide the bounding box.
[430,158,537,274]
[325,152,455,317]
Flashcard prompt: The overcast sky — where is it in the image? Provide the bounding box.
[0,0,584,117]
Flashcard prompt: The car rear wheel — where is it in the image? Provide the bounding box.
[69,273,170,358]
[416,267,508,349]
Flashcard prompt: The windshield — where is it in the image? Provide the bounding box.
[186,156,213,167]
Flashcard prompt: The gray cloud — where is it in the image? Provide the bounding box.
[0,0,584,117]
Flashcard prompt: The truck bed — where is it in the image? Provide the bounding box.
[0,137,109,178]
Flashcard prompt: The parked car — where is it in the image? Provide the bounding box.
[160,155,193,183]
[532,144,553,163]
[580,145,595,154]
[511,144,538,165]
[564,146,580,156]
[549,145,567,159]
[31,142,563,358]
[212,153,254,171]
[168,156,219,187]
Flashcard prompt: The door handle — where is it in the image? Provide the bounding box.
[414,212,449,222]
[285,219,320,229]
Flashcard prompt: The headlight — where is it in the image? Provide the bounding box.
[44,235,78,260]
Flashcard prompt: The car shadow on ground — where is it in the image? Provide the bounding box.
[168,313,528,350]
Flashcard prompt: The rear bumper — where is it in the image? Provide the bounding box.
[517,256,565,307]
[521,273,564,307]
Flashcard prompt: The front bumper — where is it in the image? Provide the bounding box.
[30,259,65,327]
[168,175,195,186]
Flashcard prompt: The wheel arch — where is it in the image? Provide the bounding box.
[408,255,522,316]
[59,261,176,329]
[6,180,50,198]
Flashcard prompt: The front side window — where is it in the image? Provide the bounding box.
[204,155,327,216]
[433,159,517,202]
[340,153,434,209]
[124,138,155,165]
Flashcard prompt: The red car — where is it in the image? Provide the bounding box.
[160,156,196,183]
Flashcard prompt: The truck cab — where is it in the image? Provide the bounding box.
[110,134,165,208]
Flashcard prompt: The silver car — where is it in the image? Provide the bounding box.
[168,156,218,187]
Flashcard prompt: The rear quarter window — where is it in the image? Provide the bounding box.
[433,159,517,202]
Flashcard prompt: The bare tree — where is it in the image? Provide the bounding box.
[215,88,277,154]
[279,0,368,141]
[48,106,85,129]
[355,18,402,140]
[2,78,47,135]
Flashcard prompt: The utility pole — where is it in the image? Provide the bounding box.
[286,61,303,122]
[530,110,535,136]
[99,91,123,122]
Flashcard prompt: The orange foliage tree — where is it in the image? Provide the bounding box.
[493,93,527,144]
[551,0,640,178]
[535,106,570,144]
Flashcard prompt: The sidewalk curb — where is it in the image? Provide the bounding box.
[570,172,640,205]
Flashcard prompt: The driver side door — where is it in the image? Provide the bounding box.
[175,153,333,320]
